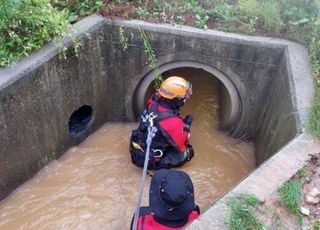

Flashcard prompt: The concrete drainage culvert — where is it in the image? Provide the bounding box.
[132,61,241,134]
[0,15,319,229]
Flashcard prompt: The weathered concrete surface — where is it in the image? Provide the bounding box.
[183,24,316,229]
[254,42,314,164]
[0,16,107,200]
[115,19,285,139]
[187,134,320,229]
[0,14,316,218]
[133,61,241,130]
[108,18,310,164]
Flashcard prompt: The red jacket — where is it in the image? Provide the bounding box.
[146,94,188,152]
[135,210,199,230]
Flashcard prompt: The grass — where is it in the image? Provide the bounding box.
[226,193,266,230]
[0,0,105,68]
[308,83,320,138]
[277,179,302,214]
[50,0,104,23]
[0,0,69,67]
[276,167,307,227]
[2,0,320,137]
[277,166,307,215]
[106,0,320,138]
[313,219,320,230]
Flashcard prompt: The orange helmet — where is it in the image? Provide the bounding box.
[158,76,192,100]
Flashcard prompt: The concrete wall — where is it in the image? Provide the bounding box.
[0,17,108,200]
[0,15,307,200]
[113,19,285,139]
[254,50,298,164]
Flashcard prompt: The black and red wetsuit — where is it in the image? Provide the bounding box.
[129,93,194,169]
[131,206,200,230]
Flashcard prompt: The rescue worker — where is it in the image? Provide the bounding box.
[130,169,200,229]
[129,76,194,170]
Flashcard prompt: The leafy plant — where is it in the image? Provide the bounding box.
[0,0,69,67]
[260,0,282,32]
[139,28,162,89]
[237,0,260,20]
[188,0,211,29]
[136,6,151,20]
[195,14,210,29]
[214,1,234,20]
[226,193,266,230]
[119,26,128,51]
[50,0,104,23]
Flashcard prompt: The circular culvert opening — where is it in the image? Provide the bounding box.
[68,105,93,138]
[132,62,241,134]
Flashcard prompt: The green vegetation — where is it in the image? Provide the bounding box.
[308,84,320,138]
[277,166,308,215]
[139,28,163,89]
[226,193,266,230]
[38,154,55,168]
[109,0,320,138]
[137,0,189,24]
[0,0,104,68]
[277,179,302,214]
[298,165,308,181]
[50,0,104,23]
[119,26,129,51]
[312,219,320,230]
[277,165,310,227]
[0,0,69,67]
[2,0,320,137]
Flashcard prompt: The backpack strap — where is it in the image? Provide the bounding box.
[148,95,177,123]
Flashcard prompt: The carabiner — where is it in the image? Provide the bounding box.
[153,149,163,158]
[148,112,157,127]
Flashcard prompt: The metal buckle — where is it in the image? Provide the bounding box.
[153,149,163,158]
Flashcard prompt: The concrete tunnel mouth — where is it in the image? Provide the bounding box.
[131,61,241,135]
[0,15,319,228]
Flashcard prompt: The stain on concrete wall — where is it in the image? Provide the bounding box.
[0,16,307,200]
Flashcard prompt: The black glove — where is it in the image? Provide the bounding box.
[183,115,193,132]
[185,145,194,161]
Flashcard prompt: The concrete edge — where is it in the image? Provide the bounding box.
[283,45,314,132]
[0,15,316,227]
[104,17,313,130]
[1,15,312,133]
[106,17,317,230]
[101,18,316,230]
[104,18,290,51]
[187,133,320,229]
[0,14,105,91]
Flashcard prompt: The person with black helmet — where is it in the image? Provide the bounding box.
[130,169,200,229]
[129,76,195,170]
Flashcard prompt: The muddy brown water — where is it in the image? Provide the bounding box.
[0,72,255,229]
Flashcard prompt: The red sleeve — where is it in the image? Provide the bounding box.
[159,117,188,152]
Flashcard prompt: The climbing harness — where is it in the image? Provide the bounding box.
[132,113,158,230]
